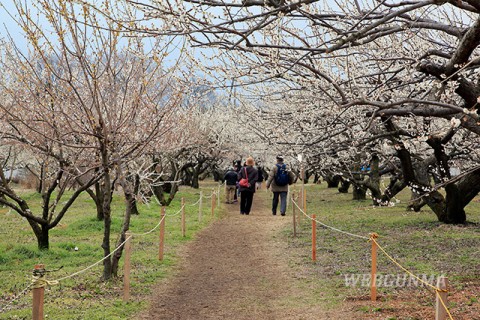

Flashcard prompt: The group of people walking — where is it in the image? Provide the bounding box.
[223,155,296,216]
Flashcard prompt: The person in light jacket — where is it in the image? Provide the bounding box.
[237,157,258,215]
[266,155,296,216]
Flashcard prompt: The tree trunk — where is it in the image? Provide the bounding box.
[21,207,49,250]
[183,168,192,186]
[28,219,49,250]
[304,170,310,184]
[212,169,221,182]
[130,174,140,215]
[129,197,140,215]
[111,172,134,277]
[444,183,466,224]
[423,190,448,221]
[380,175,405,204]
[192,166,200,189]
[381,117,471,223]
[325,173,341,188]
[101,170,113,281]
[38,224,49,250]
[351,157,366,201]
[352,185,367,200]
[408,191,426,212]
[96,188,105,220]
[152,180,179,206]
[440,168,480,223]
[102,206,112,280]
[37,164,45,194]
[338,178,350,193]
[366,155,382,205]
[91,182,105,221]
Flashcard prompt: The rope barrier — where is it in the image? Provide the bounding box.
[0,282,32,312]
[130,214,167,237]
[165,204,185,217]
[370,237,443,292]
[291,194,454,319]
[55,235,132,282]
[51,203,183,282]
[371,237,454,319]
[188,198,201,207]
[50,191,202,282]
[0,189,209,315]
[53,203,180,282]
[291,197,369,240]
[31,275,58,289]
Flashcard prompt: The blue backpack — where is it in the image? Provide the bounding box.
[275,164,289,186]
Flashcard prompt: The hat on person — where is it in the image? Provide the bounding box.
[276,155,284,161]
[246,157,255,166]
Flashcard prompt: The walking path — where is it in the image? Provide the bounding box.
[136,191,348,320]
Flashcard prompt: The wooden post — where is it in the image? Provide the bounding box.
[435,276,449,320]
[217,185,221,207]
[211,189,215,217]
[181,197,186,238]
[301,165,305,212]
[199,191,203,221]
[159,206,166,261]
[303,188,307,214]
[370,234,378,301]
[123,232,132,302]
[32,264,45,320]
[292,192,297,237]
[311,214,316,261]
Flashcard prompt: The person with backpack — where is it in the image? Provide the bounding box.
[266,155,296,216]
[237,157,258,215]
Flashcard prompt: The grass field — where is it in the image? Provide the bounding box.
[1,180,479,319]
[0,182,223,320]
[283,182,480,319]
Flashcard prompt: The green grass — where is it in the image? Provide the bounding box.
[0,182,224,319]
[283,182,480,311]
[2,180,478,318]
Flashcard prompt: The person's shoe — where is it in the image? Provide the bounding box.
[272,212,276,215]
[240,212,245,215]
[281,213,286,216]
[245,212,249,215]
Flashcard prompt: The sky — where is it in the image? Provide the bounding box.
[0,0,185,65]
[0,0,28,49]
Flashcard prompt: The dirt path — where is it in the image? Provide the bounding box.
[136,190,346,320]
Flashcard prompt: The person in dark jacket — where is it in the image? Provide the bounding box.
[233,160,242,203]
[256,166,264,190]
[237,157,258,215]
[223,167,238,204]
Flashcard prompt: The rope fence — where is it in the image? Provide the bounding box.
[0,186,222,318]
[290,192,454,320]
[2,183,454,319]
